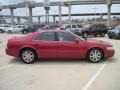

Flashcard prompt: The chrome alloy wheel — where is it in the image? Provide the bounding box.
[22,50,35,63]
[83,33,88,38]
[89,49,102,62]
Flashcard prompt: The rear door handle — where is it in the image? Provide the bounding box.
[60,44,63,47]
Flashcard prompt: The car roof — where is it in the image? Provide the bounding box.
[37,30,68,33]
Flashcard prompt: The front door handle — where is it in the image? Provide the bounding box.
[33,43,39,45]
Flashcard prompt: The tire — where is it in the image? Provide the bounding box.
[94,34,97,37]
[7,30,12,34]
[100,33,105,37]
[87,48,103,63]
[108,36,112,39]
[0,29,3,33]
[22,30,28,34]
[20,49,37,64]
[83,32,88,38]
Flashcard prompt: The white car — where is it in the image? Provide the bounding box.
[0,24,12,33]
[6,25,26,34]
[60,24,83,35]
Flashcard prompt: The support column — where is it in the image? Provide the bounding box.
[38,16,41,23]
[29,7,33,24]
[68,4,71,24]
[17,17,21,24]
[53,15,56,22]
[107,4,112,26]
[59,5,62,25]
[106,0,112,26]
[10,8,15,26]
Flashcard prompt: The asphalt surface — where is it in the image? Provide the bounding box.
[0,33,120,90]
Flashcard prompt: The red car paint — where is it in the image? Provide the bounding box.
[6,30,115,60]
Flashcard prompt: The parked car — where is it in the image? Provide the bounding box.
[6,30,114,64]
[60,24,83,35]
[0,24,11,33]
[108,26,120,39]
[6,25,26,34]
[40,25,60,30]
[107,26,115,30]
[81,24,108,38]
[21,24,45,34]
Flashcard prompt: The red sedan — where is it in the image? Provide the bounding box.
[6,30,114,64]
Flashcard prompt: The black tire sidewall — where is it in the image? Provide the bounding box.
[23,30,28,34]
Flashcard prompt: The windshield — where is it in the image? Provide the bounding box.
[115,26,120,30]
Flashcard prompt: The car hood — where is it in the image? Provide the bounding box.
[108,29,116,32]
[6,27,13,30]
[86,39,112,47]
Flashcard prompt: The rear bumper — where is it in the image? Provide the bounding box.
[6,48,18,57]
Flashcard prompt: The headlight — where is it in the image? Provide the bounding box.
[106,47,114,50]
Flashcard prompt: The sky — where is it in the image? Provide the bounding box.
[0,0,120,22]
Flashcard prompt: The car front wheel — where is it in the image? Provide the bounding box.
[100,33,105,37]
[7,30,12,34]
[20,49,37,64]
[0,29,3,33]
[83,32,88,38]
[87,48,103,63]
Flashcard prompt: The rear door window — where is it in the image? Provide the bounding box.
[35,32,56,41]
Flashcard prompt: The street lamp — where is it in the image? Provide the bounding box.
[44,0,50,25]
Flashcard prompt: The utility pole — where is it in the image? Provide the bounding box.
[44,0,50,25]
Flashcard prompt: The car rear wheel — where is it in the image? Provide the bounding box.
[7,30,12,34]
[20,49,37,64]
[87,48,103,63]
[22,30,28,34]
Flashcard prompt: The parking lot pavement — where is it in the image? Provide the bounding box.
[0,34,120,90]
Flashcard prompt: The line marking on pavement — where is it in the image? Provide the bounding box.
[0,64,14,71]
[81,61,108,90]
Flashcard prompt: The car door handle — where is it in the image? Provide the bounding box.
[60,44,63,47]
[33,43,39,45]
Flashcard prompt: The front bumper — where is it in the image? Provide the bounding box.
[105,50,115,58]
